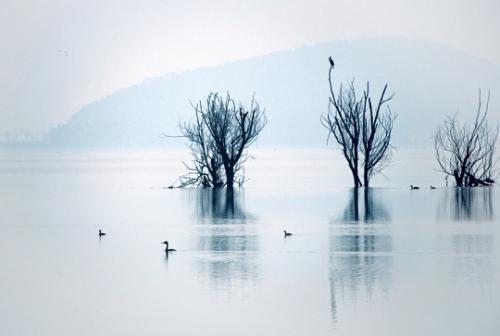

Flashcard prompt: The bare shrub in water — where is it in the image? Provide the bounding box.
[434,90,498,187]
[178,92,267,188]
[322,57,396,187]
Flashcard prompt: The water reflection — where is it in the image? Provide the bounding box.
[195,189,258,293]
[342,188,391,223]
[436,233,494,286]
[435,188,495,286]
[438,234,494,255]
[329,188,392,323]
[196,188,248,223]
[438,188,494,221]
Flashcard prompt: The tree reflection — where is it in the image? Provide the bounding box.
[196,188,248,223]
[438,187,494,221]
[195,188,258,293]
[330,188,392,323]
[435,233,494,288]
[342,188,391,223]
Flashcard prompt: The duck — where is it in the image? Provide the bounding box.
[98,229,106,237]
[410,185,420,190]
[430,185,436,190]
[283,230,292,237]
[162,241,176,252]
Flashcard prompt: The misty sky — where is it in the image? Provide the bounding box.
[1,0,499,133]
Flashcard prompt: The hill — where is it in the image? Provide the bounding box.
[42,38,500,149]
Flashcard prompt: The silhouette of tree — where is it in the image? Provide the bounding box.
[322,57,395,187]
[178,96,225,187]
[179,92,266,188]
[361,84,395,187]
[203,93,267,188]
[434,90,498,187]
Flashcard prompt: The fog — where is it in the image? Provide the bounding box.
[1,0,500,133]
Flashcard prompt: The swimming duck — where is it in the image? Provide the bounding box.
[410,185,420,190]
[162,241,176,252]
[99,230,106,237]
[284,230,292,237]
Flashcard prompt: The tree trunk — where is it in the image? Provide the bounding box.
[453,169,463,187]
[363,152,370,187]
[363,166,369,188]
[225,166,235,189]
[350,165,362,188]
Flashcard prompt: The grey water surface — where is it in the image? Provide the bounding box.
[0,149,498,335]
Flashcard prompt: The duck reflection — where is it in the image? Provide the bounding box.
[438,187,494,221]
[195,189,258,292]
[329,188,392,323]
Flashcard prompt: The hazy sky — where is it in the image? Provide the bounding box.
[1,0,499,133]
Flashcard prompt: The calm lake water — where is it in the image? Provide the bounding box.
[0,149,498,335]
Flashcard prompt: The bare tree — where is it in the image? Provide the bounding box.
[361,84,395,187]
[203,93,267,188]
[322,78,363,187]
[178,97,225,187]
[322,57,395,187]
[434,90,498,187]
[178,92,266,188]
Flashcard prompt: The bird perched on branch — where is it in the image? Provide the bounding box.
[329,56,335,67]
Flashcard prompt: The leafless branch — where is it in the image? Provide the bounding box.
[175,92,266,188]
[322,57,395,187]
[434,90,498,187]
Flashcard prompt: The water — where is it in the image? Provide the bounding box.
[0,149,499,335]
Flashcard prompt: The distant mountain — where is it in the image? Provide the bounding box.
[42,38,500,149]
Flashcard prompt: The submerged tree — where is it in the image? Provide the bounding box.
[434,90,498,187]
[204,93,267,188]
[178,97,225,187]
[322,57,395,187]
[178,92,267,188]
